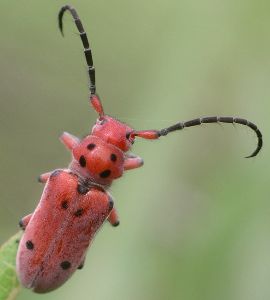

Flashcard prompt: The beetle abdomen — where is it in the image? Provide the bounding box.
[16,170,112,293]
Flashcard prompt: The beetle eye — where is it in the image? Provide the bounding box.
[126,132,135,144]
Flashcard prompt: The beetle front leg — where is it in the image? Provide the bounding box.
[19,213,33,230]
[124,154,144,171]
[108,208,120,227]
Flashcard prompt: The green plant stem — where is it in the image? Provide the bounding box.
[0,232,22,300]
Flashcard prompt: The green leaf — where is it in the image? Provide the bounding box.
[0,232,22,300]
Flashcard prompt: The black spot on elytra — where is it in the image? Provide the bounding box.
[78,263,84,270]
[60,261,71,270]
[79,155,86,167]
[77,184,89,195]
[100,169,111,178]
[61,200,68,209]
[74,208,84,217]
[26,240,34,250]
[87,143,96,150]
[110,153,117,162]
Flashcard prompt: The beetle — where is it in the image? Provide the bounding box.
[16,5,263,293]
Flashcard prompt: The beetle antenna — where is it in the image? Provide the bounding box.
[58,5,96,95]
[131,116,263,158]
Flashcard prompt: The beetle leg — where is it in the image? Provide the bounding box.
[59,131,80,150]
[124,154,144,171]
[19,213,33,230]
[78,257,85,270]
[107,208,120,227]
[38,171,53,183]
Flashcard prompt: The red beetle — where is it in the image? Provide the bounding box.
[16,5,263,293]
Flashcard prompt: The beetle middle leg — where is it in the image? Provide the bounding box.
[124,154,144,171]
[19,213,33,230]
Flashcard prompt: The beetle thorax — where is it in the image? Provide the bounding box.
[70,135,125,187]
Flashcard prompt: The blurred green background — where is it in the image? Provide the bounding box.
[0,0,269,299]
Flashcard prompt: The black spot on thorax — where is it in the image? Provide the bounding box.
[110,153,117,162]
[100,169,111,178]
[79,155,86,167]
[87,143,96,150]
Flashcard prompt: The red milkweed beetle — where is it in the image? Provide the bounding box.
[16,5,263,293]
